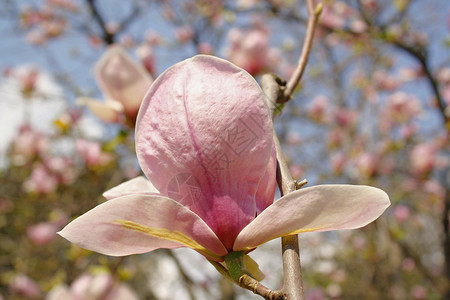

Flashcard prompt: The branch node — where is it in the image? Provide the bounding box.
[315,3,323,16]
[296,179,308,189]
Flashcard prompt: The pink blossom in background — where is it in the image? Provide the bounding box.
[26,27,45,40]
[349,19,367,33]
[333,107,358,128]
[289,164,304,179]
[305,287,326,300]
[175,26,194,44]
[399,66,423,82]
[436,67,450,85]
[286,131,301,146]
[135,43,156,75]
[307,95,329,122]
[53,108,83,131]
[411,285,427,299]
[319,4,345,30]
[75,139,114,168]
[423,180,445,201]
[378,156,395,175]
[27,222,59,245]
[330,152,346,174]
[9,274,41,299]
[46,273,138,300]
[27,210,69,245]
[436,68,450,115]
[225,27,270,75]
[144,29,163,45]
[399,124,417,140]
[42,19,65,37]
[71,273,137,300]
[119,34,135,47]
[236,0,259,9]
[402,258,415,272]
[21,5,67,44]
[327,129,346,149]
[16,67,40,96]
[45,156,78,185]
[105,21,119,34]
[23,164,58,194]
[46,0,78,12]
[373,70,401,91]
[409,142,439,176]
[360,0,378,11]
[11,125,48,166]
[0,197,13,214]
[352,234,367,250]
[393,205,410,223]
[383,92,422,124]
[198,42,213,54]
[354,152,378,178]
[60,56,390,278]
[77,45,153,125]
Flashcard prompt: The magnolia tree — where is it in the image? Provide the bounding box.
[0,0,448,299]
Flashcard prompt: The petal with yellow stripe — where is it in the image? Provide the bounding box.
[233,185,390,251]
[59,194,228,261]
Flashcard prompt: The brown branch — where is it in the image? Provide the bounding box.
[274,133,305,300]
[238,275,285,300]
[390,40,449,126]
[86,0,115,44]
[281,1,322,102]
[259,1,321,299]
[261,0,321,297]
[209,260,285,299]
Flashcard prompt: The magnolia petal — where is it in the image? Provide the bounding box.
[103,176,159,200]
[255,142,277,215]
[77,97,123,122]
[243,254,265,281]
[135,55,273,249]
[59,194,228,261]
[95,45,152,117]
[234,185,390,251]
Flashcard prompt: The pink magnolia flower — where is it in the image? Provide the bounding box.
[60,56,390,272]
[78,46,153,125]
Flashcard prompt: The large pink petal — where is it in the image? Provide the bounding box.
[103,176,158,200]
[95,45,153,117]
[233,185,390,251]
[135,55,273,249]
[255,142,277,215]
[59,194,228,261]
